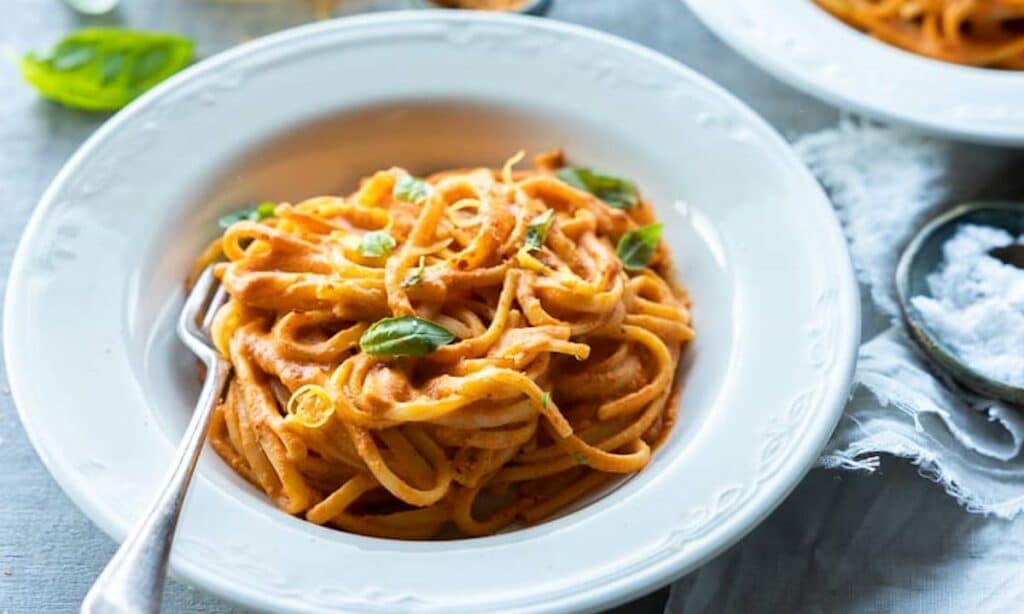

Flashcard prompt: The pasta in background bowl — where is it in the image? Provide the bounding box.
[683,0,1024,145]
[4,13,858,612]
[813,0,1024,69]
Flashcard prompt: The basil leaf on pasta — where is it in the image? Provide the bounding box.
[616,223,663,271]
[21,28,193,112]
[218,201,277,229]
[359,231,396,258]
[556,167,638,210]
[525,209,554,250]
[393,175,432,205]
[256,201,277,218]
[360,316,455,357]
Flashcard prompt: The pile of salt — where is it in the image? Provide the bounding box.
[911,224,1024,389]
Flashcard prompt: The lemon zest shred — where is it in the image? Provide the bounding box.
[285,384,335,429]
[515,247,553,274]
[502,150,526,184]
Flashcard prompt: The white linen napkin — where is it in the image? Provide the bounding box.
[795,118,1024,518]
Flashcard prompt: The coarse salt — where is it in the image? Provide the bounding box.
[911,224,1024,388]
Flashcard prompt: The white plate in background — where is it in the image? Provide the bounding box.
[5,12,858,612]
[682,0,1024,146]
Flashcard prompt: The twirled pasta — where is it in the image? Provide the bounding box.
[195,150,693,539]
[814,0,1024,68]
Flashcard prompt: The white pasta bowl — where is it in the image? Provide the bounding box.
[681,0,1024,146]
[5,12,859,613]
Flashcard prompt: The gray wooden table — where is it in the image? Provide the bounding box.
[1,0,1015,612]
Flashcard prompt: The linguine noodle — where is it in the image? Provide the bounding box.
[814,0,1024,68]
[194,151,693,539]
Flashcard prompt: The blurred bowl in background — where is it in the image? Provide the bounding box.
[64,0,120,15]
[429,0,552,15]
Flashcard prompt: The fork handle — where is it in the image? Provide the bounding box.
[82,358,231,614]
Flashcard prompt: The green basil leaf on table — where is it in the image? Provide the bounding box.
[21,28,194,112]
[99,51,126,85]
[524,209,555,251]
[360,316,455,357]
[393,175,432,205]
[51,42,96,71]
[616,223,664,272]
[129,46,172,86]
[218,201,277,230]
[556,167,639,210]
[359,231,397,258]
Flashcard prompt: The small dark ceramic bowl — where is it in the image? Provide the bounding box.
[895,201,1024,404]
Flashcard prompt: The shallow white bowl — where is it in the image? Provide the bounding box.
[682,0,1024,146]
[5,12,859,612]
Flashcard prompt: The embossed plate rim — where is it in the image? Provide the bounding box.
[5,11,859,613]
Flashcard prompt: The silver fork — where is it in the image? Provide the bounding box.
[82,266,231,614]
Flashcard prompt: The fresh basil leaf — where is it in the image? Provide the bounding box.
[255,201,277,219]
[129,45,171,86]
[556,167,638,210]
[525,209,554,251]
[402,256,426,288]
[616,223,663,272]
[359,231,396,258]
[52,43,96,71]
[218,201,277,229]
[359,315,455,357]
[218,210,252,229]
[21,28,194,112]
[99,51,126,85]
[393,175,431,205]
